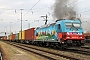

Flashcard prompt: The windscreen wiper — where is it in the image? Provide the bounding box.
[70,23,78,30]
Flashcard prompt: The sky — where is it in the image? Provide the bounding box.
[0,0,90,36]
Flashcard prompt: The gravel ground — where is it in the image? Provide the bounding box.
[28,44,90,60]
[1,41,90,60]
[0,41,44,60]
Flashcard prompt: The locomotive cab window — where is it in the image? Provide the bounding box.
[65,22,81,29]
[58,24,61,29]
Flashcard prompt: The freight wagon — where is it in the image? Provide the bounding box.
[14,28,35,43]
[0,36,7,40]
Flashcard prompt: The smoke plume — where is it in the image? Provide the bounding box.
[52,0,77,20]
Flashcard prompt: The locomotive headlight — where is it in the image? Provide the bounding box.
[67,37,70,38]
[80,37,82,38]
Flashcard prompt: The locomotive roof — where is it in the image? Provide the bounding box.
[55,19,81,22]
[55,19,65,22]
[35,23,56,29]
[35,19,81,30]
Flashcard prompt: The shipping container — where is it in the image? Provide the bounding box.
[11,34,16,40]
[10,35,12,40]
[25,28,35,40]
[15,33,19,40]
[19,30,25,40]
[22,30,25,40]
[8,35,10,40]
[19,31,21,40]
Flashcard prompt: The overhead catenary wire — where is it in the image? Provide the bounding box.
[52,0,86,15]
[67,0,78,6]
[19,0,28,8]
[0,0,87,14]
[6,0,90,26]
[58,0,90,20]
[0,0,88,16]
[2,1,90,24]
[67,0,85,6]
[6,0,28,28]
[77,9,90,15]
[68,1,88,17]
[23,0,41,17]
[23,0,83,16]
[1,1,90,34]
[1,0,89,21]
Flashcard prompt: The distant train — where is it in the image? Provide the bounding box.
[83,33,90,43]
[0,19,85,49]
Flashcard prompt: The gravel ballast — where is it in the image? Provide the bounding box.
[0,41,42,60]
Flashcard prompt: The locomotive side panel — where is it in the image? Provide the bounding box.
[35,24,58,41]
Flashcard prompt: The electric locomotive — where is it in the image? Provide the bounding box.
[34,19,84,48]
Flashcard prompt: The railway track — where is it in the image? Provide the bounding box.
[65,47,90,56]
[81,47,90,49]
[5,41,80,60]
[85,43,90,46]
[81,44,90,49]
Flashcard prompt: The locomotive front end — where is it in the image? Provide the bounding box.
[56,20,85,47]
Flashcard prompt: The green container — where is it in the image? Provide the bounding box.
[15,33,19,40]
[8,35,10,40]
